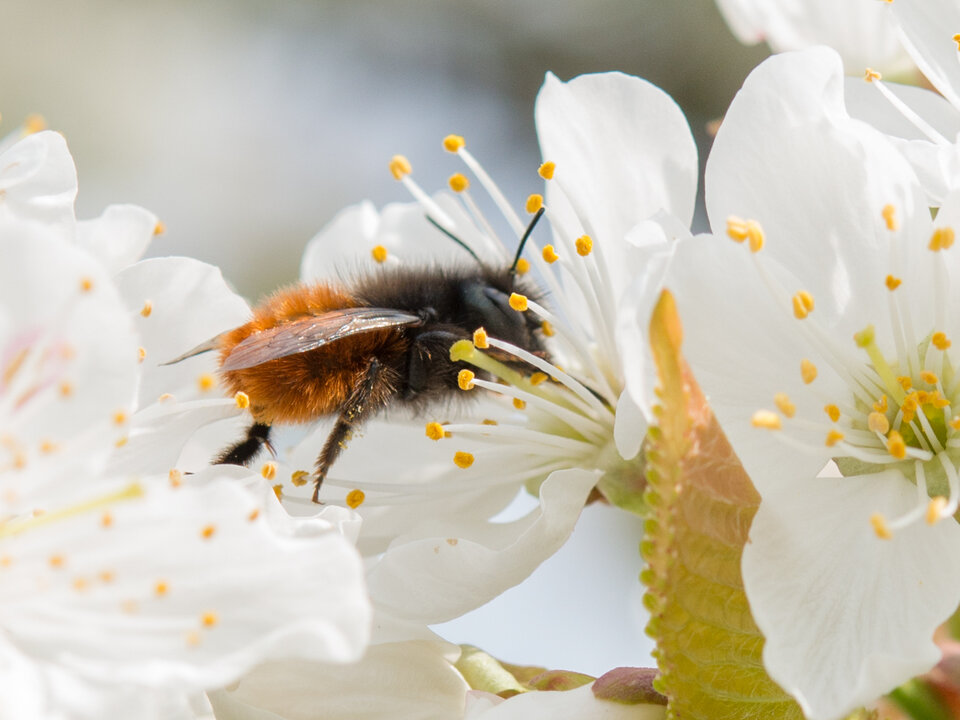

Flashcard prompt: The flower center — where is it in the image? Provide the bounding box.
[734,207,960,538]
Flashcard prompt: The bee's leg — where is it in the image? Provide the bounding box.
[313,358,390,503]
[215,422,273,466]
[406,330,463,396]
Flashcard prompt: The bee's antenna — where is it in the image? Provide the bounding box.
[510,207,546,274]
[425,215,482,264]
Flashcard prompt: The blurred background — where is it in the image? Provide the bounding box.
[1,0,770,675]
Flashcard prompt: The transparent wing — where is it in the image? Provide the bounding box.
[220,307,422,372]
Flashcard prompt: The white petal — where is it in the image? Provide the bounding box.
[463,682,663,720]
[3,470,370,690]
[612,391,645,461]
[0,131,77,231]
[114,257,251,408]
[365,468,599,624]
[892,0,960,110]
[743,470,960,720]
[707,48,922,334]
[536,72,697,304]
[209,640,469,720]
[76,204,159,275]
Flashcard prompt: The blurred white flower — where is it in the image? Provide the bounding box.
[0,133,371,718]
[714,0,913,75]
[668,48,960,720]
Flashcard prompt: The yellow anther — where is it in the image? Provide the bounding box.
[473,327,489,348]
[371,245,388,264]
[198,373,216,392]
[930,226,956,251]
[927,496,948,525]
[425,422,445,441]
[59,381,73,397]
[751,410,782,430]
[448,173,469,192]
[39,439,57,454]
[100,512,113,529]
[158,393,174,403]
[0,555,11,568]
[72,577,89,592]
[541,320,554,337]
[864,68,882,83]
[801,359,818,384]
[201,611,218,628]
[538,161,555,179]
[747,221,765,252]
[825,430,845,447]
[24,114,46,134]
[169,469,183,487]
[389,155,412,180]
[774,393,796,418]
[881,204,898,231]
[137,347,146,363]
[933,391,951,408]
[453,451,474,469]
[247,508,260,522]
[792,291,815,319]
[443,135,465,152]
[952,416,960,430]
[113,410,128,425]
[726,216,749,242]
[870,513,892,539]
[887,430,907,459]
[80,277,94,293]
[515,258,530,275]
[272,484,283,500]
[921,371,939,386]
[200,524,216,540]
[897,376,912,391]
[575,235,593,257]
[933,332,952,350]
[346,489,365,509]
[155,580,169,596]
[261,462,277,481]
[868,411,890,434]
[49,554,65,569]
[140,300,153,317]
[481,419,498,426]
[530,371,548,386]
[234,391,250,409]
[290,470,309,487]
[824,404,841,422]
[513,398,527,410]
[458,369,475,391]
[153,221,166,236]
[885,275,902,291]
[526,194,544,213]
[955,33,960,49]
[509,293,528,311]
[874,395,889,413]
[542,245,559,264]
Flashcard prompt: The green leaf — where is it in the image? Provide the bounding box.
[642,290,804,720]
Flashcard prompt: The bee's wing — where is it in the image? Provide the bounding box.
[220,307,422,372]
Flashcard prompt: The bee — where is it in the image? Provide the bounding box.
[166,209,547,502]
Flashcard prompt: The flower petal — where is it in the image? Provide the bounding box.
[742,470,960,720]
[365,468,599,624]
[463,682,664,720]
[209,640,469,720]
[892,0,960,110]
[76,204,160,275]
[0,131,77,231]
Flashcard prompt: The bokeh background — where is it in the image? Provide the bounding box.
[1,0,770,675]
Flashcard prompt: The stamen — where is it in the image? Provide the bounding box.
[453,451,474,469]
[346,489,365,508]
[927,496,948,525]
[515,258,530,275]
[508,293,528,312]
[869,76,951,145]
[443,135,465,153]
[801,359,818,384]
[526,194,544,213]
[542,246,559,264]
[425,422,446,441]
[751,410,782,430]
[473,328,489,348]
[824,404,841,422]
[933,332,952,350]
[198,374,216,392]
[458,369,475,391]
[575,235,593,257]
[882,204,898,231]
[448,173,469,192]
[825,430,845,447]
[887,430,907,459]
[140,300,153,317]
[80,277,94,293]
[868,411,890,434]
[538,161,555,180]
[389,155,412,180]
[371,245,388,263]
[291,470,309,486]
[774,393,796,417]
[153,221,166,235]
[886,275,902,291]
[512,398,527,410]
[261,462,277,480]
[921,371,939,385]
[870,513,892,539]
[864,68,882,82]
[930,227,955,251]
[792,291,815,319]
